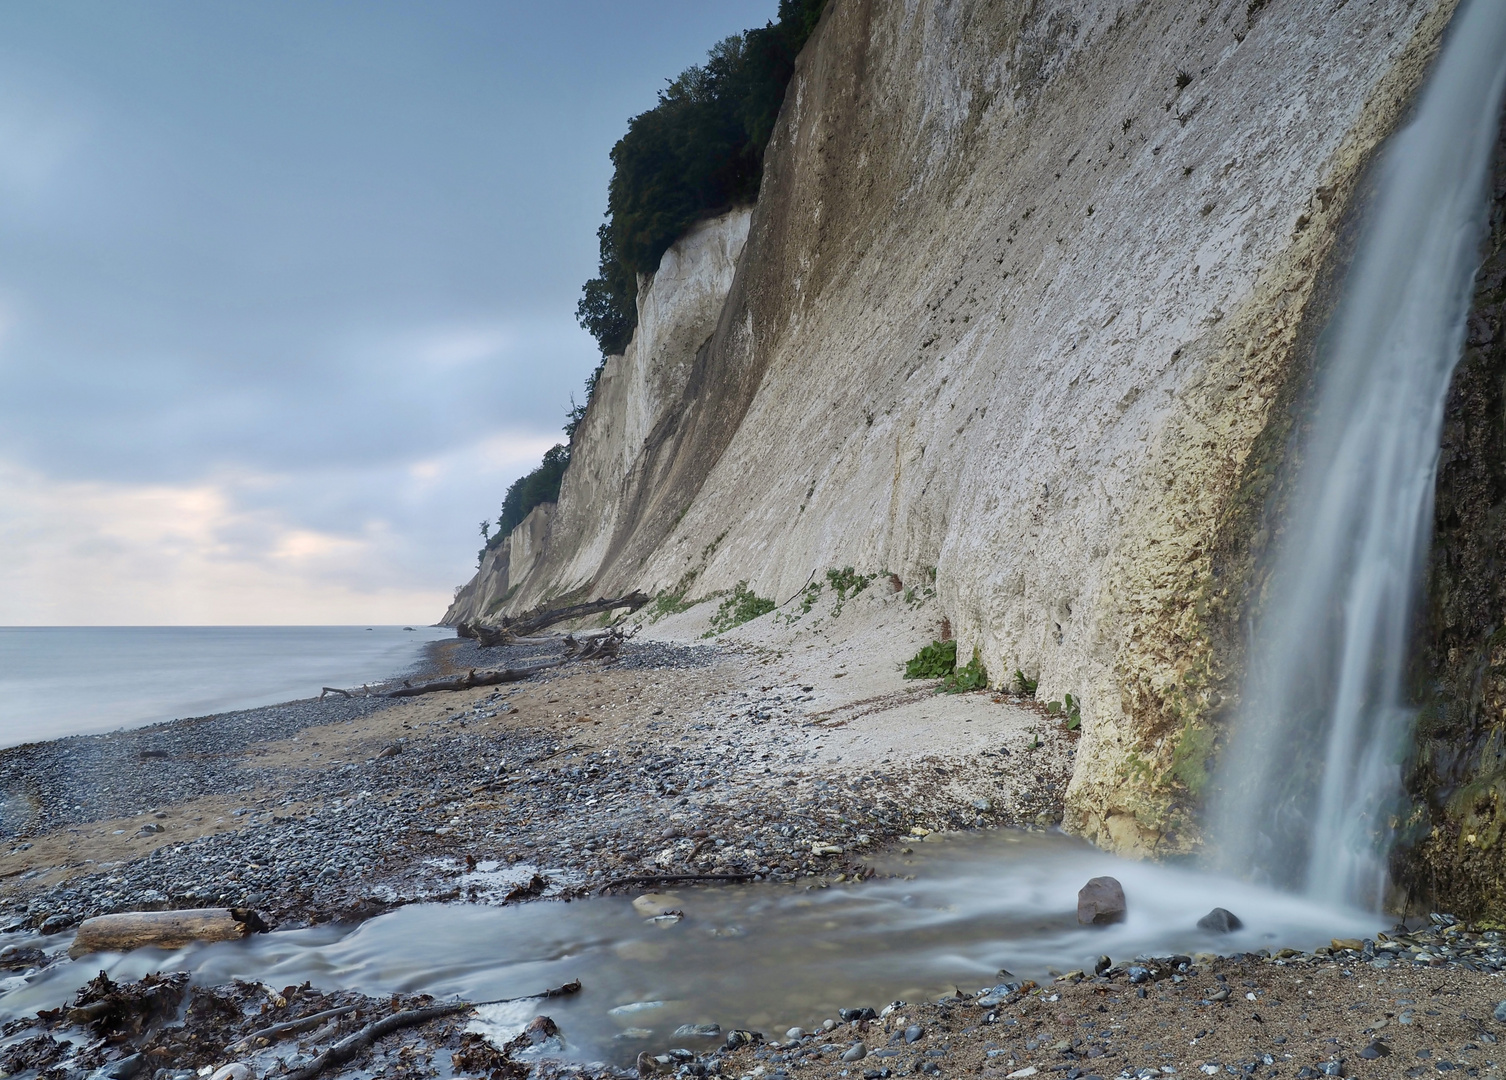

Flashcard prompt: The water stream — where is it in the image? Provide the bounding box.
[0,832,1380,1065]
[1213,0,1506,909]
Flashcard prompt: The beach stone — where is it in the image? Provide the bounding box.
[904,1025,924,1043]
[631,894,682,917]
[1494,1000,1506,1022]
[673,1024,722,1038]
[1196,907,1243,933]
[786,1027,806,1041]
[1076,876,1126,926]
[1094,955,1112,975]
[842,1042,868,1061]
[1358,1041,1390,1059]
[840,1008,876,1022]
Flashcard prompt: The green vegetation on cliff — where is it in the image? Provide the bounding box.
[576,0,828,357]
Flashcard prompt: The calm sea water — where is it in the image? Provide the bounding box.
[0,626,453,748]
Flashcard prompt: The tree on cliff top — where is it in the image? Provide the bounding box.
[576,0,829,357]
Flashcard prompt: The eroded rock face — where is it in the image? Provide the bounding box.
[448,0,1462,858]
[1395,110,1506,919]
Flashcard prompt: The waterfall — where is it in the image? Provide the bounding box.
[1213,0,1506,910]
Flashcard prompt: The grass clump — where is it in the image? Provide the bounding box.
[1013,669,1038,696]
[705,581,775,636]
[904,639,956,679]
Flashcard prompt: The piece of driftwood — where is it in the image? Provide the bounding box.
[231,1004,358,1051]
[281,981,582,1080]
[466,591,650,646]
[384,662,561,698]
[69,908,268,958]
[318,687,352,699]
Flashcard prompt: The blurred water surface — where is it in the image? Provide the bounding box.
[0,625,451,746]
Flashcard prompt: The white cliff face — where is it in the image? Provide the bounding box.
[450,0,1460,855]
[452,208,752,618]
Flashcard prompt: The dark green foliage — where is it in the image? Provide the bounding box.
[577,0,830,357]
[904,640,957,680]
[825,566,874,614]
[706,581,777,635]
[1047,693,1083,730]
[940,649,989,694]
[1013,669,1039,696]
[495,443,570,540]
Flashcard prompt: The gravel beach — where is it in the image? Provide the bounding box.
[3,598,1502,1080]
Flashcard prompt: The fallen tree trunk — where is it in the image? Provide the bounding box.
[472,591,650,644]
[70,908,268,958]
[384,662,561,698]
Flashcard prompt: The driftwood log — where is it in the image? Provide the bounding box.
[462,591,650,645]
[384,662,561,698]
[280,980,582,1080]
[70,908,268,958]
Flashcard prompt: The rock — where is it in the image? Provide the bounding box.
[811,843,844,856]
[673,1024,722,1038]
[723,1029,760,1050]
[1093,955,1112,976]
[377,744,402,759]
[615,1029,653,1041]
[1358,1042,1390,1059]
[786,1027,806,1041]
[1126,965,1151,984]
[1196,907,1243,933]
[842,1042,868,1062]
[105,1055,146,1079]
[840,1008,876,1022]
[904,1025,924,1043]
[208,1065,251,1080]
[1494,1001,1506,1022]
[609,1001,667,1018]
[1076,876,1126,926]
[631,894,682,917]
[37,913,73,935]
[970,798,992,812]
[823,1018,838,1031]
[1330,937,1363,951]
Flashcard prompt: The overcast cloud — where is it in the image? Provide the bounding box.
[0,0,775,625]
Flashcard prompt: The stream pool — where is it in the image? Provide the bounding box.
[0,830,1383,1065]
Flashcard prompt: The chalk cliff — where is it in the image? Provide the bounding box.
[450,0,1467,860]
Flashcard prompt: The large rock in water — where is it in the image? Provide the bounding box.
[1197,907,1243,933]
[1077,876,1126,926]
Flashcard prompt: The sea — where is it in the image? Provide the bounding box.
[0,625,454,749]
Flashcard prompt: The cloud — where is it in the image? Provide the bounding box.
[0,426,554,624]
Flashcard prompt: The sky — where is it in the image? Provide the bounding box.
[0,0,776,626]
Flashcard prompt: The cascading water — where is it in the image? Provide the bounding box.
[1214,0,1506,910]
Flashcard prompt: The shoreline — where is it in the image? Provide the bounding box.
[1,595,1496,1078]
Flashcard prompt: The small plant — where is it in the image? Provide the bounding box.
[941,649,988,694]
[799,579,823,614]
[648,569,701,622]
[826,566,874,616]
[705,581,775,636]
[1013,669,1038,696]
[1175,69,1193,89]
[1047,694,1083,729]
[904,639,957,680]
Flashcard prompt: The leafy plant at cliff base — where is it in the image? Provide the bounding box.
[1013,669,1039,697]
[940,649,989,694]
[705,582,776,636]
[825,566,874,616]
[904,639,957,680]
[798,578,823,615]
[1046,693,1083,730]
[649,569,702,622]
